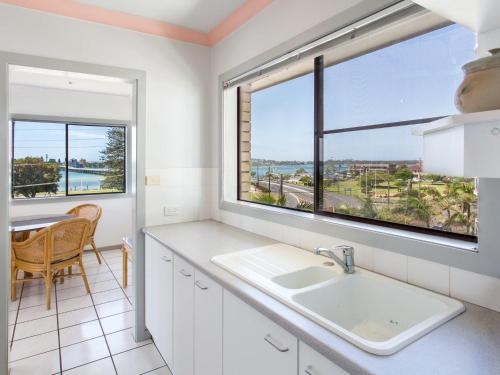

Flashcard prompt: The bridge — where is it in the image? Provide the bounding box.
[62,166,109,176]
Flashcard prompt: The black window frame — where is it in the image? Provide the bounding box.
[236,25,478,243]
[11,119,127,199]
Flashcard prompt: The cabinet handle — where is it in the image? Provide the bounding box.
[195,280,208,290]
[160,255,171,263]
[179,269,192,277]
[304,366,317,375]
[264,334,289,352]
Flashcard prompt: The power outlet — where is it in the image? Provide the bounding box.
[164,206,179,216]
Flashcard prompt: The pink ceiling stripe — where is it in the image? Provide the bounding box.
[0,0,272,46]
[208,0,274,44]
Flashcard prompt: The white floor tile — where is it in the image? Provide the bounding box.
[19,290,56,309]
[9,310,17,325]
[88,271,115,284]
[57,285,89,301]
[61,336,110,371]
[8,325,14,342]
[91,279,120,293]
[12,315,57,341]
[63,357,116,375]
[8,349,60,375]
[82,264,112,276]
[113,344,165,375]
[60,320,103,347]
[9,331,59,362]
[9,297,20,312]
[144,367,173,375]
[96,299,132,318]
[17,304,56,323]
[100,311,134,334]
[58,295,93,314]
[58,306,98,329]
[93,289,126,305]
[19,285,47,297]
[106,328,152,355]
[55,277,87,291]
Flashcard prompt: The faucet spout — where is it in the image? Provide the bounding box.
[314,245,355,274]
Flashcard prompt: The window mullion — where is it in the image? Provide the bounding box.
[65,123,69,196]
[314,55,324,212]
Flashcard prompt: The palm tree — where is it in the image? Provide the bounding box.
[453,181,477,235]
[394,192,434,228]
[425,183,459,231]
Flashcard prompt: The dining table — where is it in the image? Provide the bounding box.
[10,213,76,240]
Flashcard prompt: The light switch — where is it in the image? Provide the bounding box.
[145,175,160,186]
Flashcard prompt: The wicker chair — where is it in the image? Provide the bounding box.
[11,218,91,309]
[67,204,103,264]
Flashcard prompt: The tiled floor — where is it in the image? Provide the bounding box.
[8,249,172,375]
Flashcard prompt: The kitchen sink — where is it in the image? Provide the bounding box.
[212,243,465,355]
[272,266,337,289]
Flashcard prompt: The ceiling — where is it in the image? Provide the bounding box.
[76,0,247,32]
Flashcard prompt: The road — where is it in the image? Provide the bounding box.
[254,180,362,211]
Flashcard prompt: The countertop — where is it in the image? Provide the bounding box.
[143,220,500,375]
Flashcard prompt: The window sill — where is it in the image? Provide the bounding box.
[220,199,478,253]
[11,192,131,205]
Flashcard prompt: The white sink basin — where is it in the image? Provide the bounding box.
[212,243,465,355]
[272,266,337,289]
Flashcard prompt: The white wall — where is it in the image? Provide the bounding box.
[209,0,500,312]
[0,3,214,243]
[10,84,132,121]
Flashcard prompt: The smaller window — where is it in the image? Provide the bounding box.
[12,120,126,199]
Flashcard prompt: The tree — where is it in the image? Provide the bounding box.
[299,175,313,186]
[295,167,306,175]
[13,157,61,198]
[100,127,126,191]
[394,166,414,191]
[359,196,378,219]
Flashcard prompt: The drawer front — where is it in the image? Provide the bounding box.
[173,255,195,375]
[223,290,297,375]
[194,271,223,375]
[299,342,349,375]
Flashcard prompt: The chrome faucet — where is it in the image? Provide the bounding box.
[314,245,355,274]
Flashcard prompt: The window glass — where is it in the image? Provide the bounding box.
[12,121,66,199]
[68,125,126,195]
[239,71,314,211]
[324,24,476,130]
[12,121,126,199]
[321,125,477,236]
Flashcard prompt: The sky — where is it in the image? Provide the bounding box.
[13,122,109,162]
[251,24,476,162]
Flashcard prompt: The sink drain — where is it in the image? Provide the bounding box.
[389,319,399,325]
[323,261,335,267]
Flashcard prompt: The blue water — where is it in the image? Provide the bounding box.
[58,171,104,192]
[251,164,313,176]
[250,163,348,175]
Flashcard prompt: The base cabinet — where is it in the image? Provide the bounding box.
[145,236,174,367]
[145,234,350,375]
[173,256,195,375]
[194,271,223,375]
[300,342,349,375]
[223,290,298,375]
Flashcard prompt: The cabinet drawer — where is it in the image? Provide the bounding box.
[194,271,223,375]
[299,342,349,375]
[223,290,297,375]
[173,255,195,375]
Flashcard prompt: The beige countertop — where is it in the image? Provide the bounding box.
[143,220,500,375]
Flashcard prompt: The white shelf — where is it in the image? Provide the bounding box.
[414,110,500,177]
[412,0,500,33]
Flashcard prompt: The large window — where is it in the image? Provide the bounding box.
[12,120,126,199]
[237,23,478,241]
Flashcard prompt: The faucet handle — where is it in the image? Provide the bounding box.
[333,245,354,255]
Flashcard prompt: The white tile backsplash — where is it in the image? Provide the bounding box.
[408,256,450,295]
[373,248,408,282]
[450,267,500,312]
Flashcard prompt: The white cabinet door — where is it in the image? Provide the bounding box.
[145,236,174,368]
[194,271,222,375]
[173,256,195,375]
[223,290,297,375]
[299,342,350,375]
